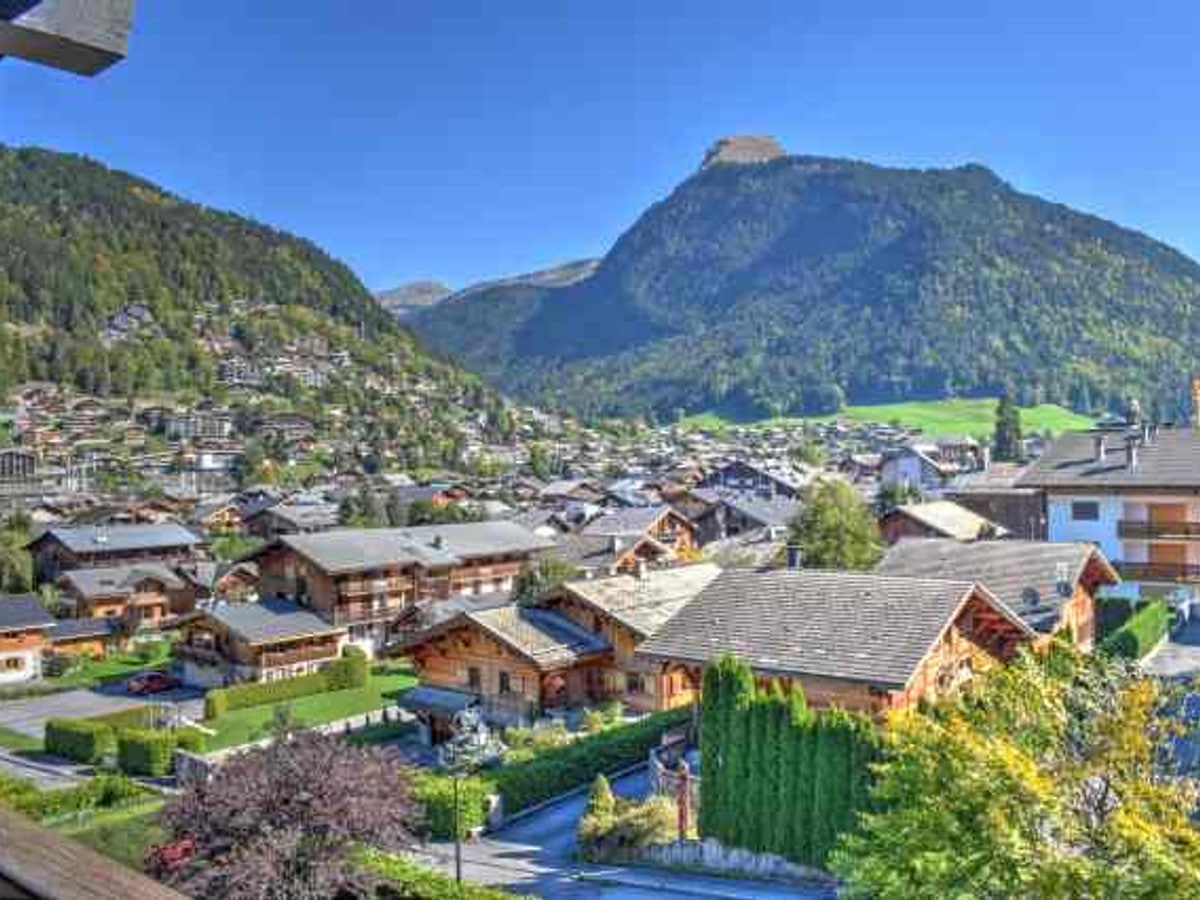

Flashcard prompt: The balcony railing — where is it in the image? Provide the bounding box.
[174,643,224,666]
[1118,520,1200,540]
[259,644,337,668]
[1114,561,1200,583]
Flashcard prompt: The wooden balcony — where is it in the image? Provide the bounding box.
[328,603,400,626]
[258,644,337,669]
[1118,520,1200,541]
[1114,561,1200,583]
[175,643,224,666]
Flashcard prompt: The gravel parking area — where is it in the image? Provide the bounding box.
[0,688,205,739]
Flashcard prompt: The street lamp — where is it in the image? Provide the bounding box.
[439,707,494,884]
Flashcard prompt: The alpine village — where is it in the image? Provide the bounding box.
[2,5,1200,900]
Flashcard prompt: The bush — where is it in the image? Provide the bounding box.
[490,708,690,814]
[173,727,208,754]
[0,770,146,821]
[361,849,528,899]
[204,670,329,718]
[411,772,491,840]
[326,646,369,691]
[1100,600,1171,659]
[44,718,115,765]
[116,728,175,777]
[577,795,676,863]
[582,709,606,734]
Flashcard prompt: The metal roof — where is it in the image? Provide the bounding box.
[561,563,723,639]
[210,599,344,646]
[0,593,54,632]
[39,523,201,555]
[59,563,185,600]
[1018,427,1200,490]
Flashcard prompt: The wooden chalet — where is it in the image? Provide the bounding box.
[876,538,1118,652]
[879,500,1007,545]
[57,564,198,630]
[27,523,205,584]
[0,594,55,685]
[580,506,698,558]
[174,599,346,688]
[637,568,1037,714]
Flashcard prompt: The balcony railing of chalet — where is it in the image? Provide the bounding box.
[258,644,337,669]
[338,577,413,598]
[175,643,223,666]
[328,603,401,626]
[1114,561,1200,583]
[1118,521,1200,540]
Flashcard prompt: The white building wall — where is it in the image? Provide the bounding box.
[0,648,41,684]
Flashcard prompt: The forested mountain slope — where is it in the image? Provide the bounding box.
[412,147,1200,421]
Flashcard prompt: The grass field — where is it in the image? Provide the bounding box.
[205,663,417,751]
[682,398,1093,439]
[0,725,42,752]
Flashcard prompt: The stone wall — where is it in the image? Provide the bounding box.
[631,837,834,891]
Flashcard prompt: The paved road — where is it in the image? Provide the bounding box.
[1144,618,1200,680]
[419,768,832,899]
[0,687,205,738]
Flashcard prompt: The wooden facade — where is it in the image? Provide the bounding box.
[175,616,343,686]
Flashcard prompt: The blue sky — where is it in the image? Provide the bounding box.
[1,1,1198,291]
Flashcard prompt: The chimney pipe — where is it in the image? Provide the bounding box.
[1093,435,1107,465]
[786,545,803,570]
[1125,436,1139,471]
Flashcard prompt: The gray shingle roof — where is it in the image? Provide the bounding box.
[464,605,610,669]
[39,523,201,554]
[561,563,723,638]
[210,599,344,645]
[876,538,1116,633]
[0,594,54,633]
[637,569,1031,688]
[889,501,1007,541]
[1018,428,1200,490]
[581,506,670,538]
[59,564,185,600]
[50,617,120,642]
[258,503,340,531]
[278,522,553,575]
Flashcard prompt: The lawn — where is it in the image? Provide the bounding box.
[0,724,42,752]
[682,397,1094,439]
[54,799,166,870]
[205,662,417,751]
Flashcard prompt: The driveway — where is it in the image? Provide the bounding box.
[1143,618,1200,680]
[0,686,206,739]
[419,768,833,899]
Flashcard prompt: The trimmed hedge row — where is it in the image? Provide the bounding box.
[412,772,491,840]
[361,849,529,899]
[45,718,116,765]
[487,708,691,815]
[116,729,175,777]
[1100,599,1171,659]
[0,770,146,821]
[204,646,369,718]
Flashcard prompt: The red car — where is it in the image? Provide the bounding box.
[125,671,180,696]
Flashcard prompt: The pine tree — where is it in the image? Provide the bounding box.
[993,390,1024,461]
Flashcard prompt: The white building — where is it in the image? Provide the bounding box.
[0,594,54,685]
[1019,426,1200,603]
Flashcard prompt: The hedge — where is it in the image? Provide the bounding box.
[1100,599,1171,659]
[361,849,529,899]
[487,708,691,814]
[204,647,370,718]
[44,718,116,765]
[412,772,491,840]
[699,655,879,868]
[116,729,175,777]
[0,771,146,821]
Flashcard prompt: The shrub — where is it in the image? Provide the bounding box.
[361,849,528,899]
[585,774,616,819]
[577,795,676,862]
[117,728,175,777]
[411,772,490,840]
[205,670,330,718]
[1100,600,1171,660]
[173,727,208,754]
[326,646,369,691]
[0,770,146,821]
[490,708,690,814]
[582,709,605,734]
[44,718,115,765]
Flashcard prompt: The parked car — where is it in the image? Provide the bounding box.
[125,671,180,695]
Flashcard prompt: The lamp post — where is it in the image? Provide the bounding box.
[441,706,492,885]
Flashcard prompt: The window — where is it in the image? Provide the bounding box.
[467,666,482,692]
[3,657,24,671]
[498,671,512,695]
[626,672,646,695]
[1071,501,1100,522]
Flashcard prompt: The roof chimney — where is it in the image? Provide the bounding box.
[1093,435,1107,465]
[1125,435,1140,471]
[786,545,803,570]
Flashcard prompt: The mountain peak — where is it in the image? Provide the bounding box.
[700,135,786,170]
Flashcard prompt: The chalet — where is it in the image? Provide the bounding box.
[47,617,123,660]
[539,563,723,712]
[27,523,205,584]
[256,412,317,444]
[689,490,801,545]
[699,460,808,499]
[402,604,610,734]
[580,506,697,558]
[876,539,1119,652]
[539,478,607,507]
[250,522,553,654]
[880,446,956,493]
[1016,424,1200,601]
[879,500,1007,545]
[945,463,1045,539]
[545,532,672,576]
[243,502,341,540]
[174,599,347,688]
[57,564,198,630]
[0,594,54,685]
[181,561,260,602]
[637,569,1036,714]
